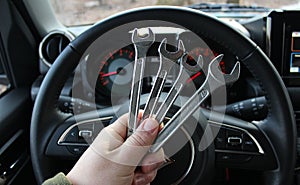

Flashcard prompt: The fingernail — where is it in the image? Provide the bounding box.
[135,176,145,185]
[139,118,159,134]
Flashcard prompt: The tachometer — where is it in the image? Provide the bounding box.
[96,46,135,97]
[184,47,226,91]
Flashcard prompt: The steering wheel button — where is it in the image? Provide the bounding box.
[216,153,252,163]
[226,128,243,150]
[79,130,93,138]
[227,137,242,146]
[67,146,87,155]
[215,137,226,149]
[243,134,258,152]
[65,127,79,143]
[212,126,226,149]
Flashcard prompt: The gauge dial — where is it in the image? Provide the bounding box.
[183,47,226,92]
[96,46,135,97]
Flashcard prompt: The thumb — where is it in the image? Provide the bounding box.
[126,118,159,147]
[119,118,159,166]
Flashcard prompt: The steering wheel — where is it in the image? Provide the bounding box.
[30,6,296,185]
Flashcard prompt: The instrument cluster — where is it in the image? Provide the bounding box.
[87,36,238,106]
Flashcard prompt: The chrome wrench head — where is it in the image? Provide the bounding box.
[159,38,185,61]
[181,54,203,73]
[208,54,240,85]
[132,28,155,57]
[132,28,155,44]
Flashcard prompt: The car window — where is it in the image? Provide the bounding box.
[49,0,299,26]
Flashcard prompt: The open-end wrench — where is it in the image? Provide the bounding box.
[142,38,184,120]
[128,28,155,137]
[150,54,241,152]
[154,55,203,124]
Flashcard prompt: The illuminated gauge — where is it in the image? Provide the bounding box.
[96,46,135,97]
[185,47,226,88]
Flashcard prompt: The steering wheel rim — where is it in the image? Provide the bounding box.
[30,6,296,185]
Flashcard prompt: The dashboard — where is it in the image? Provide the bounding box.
[36,25,240,108]
[33,10,300,122]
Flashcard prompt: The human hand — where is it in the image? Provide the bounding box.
[66,113,164,185]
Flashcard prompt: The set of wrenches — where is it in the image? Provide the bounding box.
[127,28,241,153]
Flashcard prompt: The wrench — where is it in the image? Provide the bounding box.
[128,28,155,137]
[154,55,203,124]
[142,38,184,120]
[150,54,240,152]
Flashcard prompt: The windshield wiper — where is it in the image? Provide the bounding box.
[188,3,270,12]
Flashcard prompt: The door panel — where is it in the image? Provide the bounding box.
[0,88,36,185]
[0,0,40,183]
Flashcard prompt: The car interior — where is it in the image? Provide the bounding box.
[1,0,300,184]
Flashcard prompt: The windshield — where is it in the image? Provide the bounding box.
[50,0,299,26]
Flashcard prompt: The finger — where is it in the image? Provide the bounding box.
[126,118,159,147]
[119,118,159,165]
[106,113,129,140]
[132,170,157,185]
[91,113,129,152]
[89,114,160,167]
[140,149,165,173]
[105,110,144,141]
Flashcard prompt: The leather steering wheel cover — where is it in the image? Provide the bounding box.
[30,6,296,184]
[242,49,296,185]
[30,46,81,183]
[71,6,258,57]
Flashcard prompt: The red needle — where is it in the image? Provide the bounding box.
[100,71,118,77]
[187,72,202,83]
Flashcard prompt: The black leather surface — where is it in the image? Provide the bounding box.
[30,46,79,183]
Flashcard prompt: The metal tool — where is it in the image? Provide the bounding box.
[142,38,185,120]
[150,54,241,153]
[128,28,155,137]
[154,55,203,124]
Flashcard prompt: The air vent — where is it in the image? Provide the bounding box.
[39,30,74,67]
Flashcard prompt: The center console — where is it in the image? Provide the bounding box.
[266,10,300,86]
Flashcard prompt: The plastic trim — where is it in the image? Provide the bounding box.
[39,30,75,67]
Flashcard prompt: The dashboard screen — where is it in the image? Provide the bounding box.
[290,32,300,73]
[267,11,300,86]
[266,10,300,87]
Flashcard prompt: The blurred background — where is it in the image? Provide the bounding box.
[50,0,299,26]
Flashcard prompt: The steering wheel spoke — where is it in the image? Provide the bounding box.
[45,107,116,158]
[201,109,277,171]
